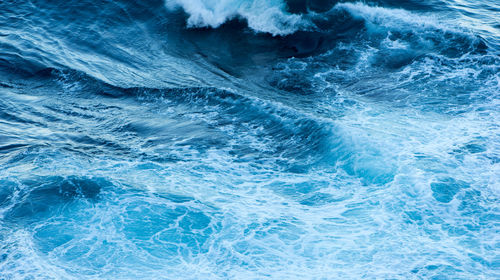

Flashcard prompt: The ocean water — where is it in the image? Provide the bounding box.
[0,0,499,279]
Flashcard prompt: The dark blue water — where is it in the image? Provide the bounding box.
[1,0,499,278]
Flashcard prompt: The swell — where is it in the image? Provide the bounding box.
[0,62,400,193]
[2,0,497,88]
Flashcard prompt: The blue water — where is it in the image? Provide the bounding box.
[0,0,499,279]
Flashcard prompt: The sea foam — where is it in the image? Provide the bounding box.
[165,0,308,35]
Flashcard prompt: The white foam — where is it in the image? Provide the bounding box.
[165,0,307,35]
[336,2,463,34]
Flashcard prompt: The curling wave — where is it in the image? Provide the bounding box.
[165,0,309,35]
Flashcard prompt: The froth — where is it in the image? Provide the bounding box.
[165,0,307,35]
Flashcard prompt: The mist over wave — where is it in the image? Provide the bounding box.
[1,0,499,279]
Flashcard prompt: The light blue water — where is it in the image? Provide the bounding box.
[0,0,499,279]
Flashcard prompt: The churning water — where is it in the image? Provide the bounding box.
[0,0,499,279]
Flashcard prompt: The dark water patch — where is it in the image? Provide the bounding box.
[0,143,30,153]
[0,82,13,89]
[274,8,365,58]
[453,140,488,159]
[430,177,469,203]
[462,143,487,154]
[285,0,339,14]
[0,52,55,80]
[4,176,107,223]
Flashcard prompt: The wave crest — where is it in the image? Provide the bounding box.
[165,0,309,35]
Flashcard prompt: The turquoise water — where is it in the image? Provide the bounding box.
[0,0,499,278]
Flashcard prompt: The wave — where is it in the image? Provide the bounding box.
[165,0,309,35]
[163,0,457,35]
[2,0,500,278]
[2,0,494,91]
